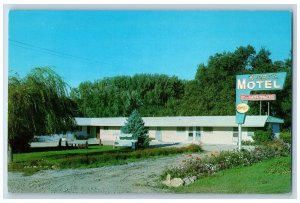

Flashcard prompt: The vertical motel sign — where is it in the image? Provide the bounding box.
[235,72,287,151]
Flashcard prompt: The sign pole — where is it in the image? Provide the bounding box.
[268,102,270,115]
[238,124,242,151]
[260,101,262,115]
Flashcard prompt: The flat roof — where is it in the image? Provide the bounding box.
[75,116,284,128]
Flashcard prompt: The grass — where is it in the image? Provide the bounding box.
[12,145,123,163]
[9,144,202,176]
[9,145,125,175]
[171,156,291,194]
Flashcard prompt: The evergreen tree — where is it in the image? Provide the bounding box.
[121,110,150,148]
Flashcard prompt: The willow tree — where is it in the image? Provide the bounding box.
[8,67,77,161]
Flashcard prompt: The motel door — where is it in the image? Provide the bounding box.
[188,127,201,141]
[195,127,201,141]
[155,127,162,141]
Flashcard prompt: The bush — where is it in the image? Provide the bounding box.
[279,131,292,144]
[241,140,255,146]
[161,141,290,179]
[253,129,274,144]
[60,144,202,169]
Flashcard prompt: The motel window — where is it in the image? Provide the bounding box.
[233,127,239,141]
[188,127,193,140]
[203,127,213,133]
[177,127,186,132]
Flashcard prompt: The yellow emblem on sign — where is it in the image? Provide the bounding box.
[236,103,249,114]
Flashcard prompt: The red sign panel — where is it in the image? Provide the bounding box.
[240,94,276,101]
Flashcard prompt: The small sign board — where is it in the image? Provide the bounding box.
[236,103,250,114]
[240,94,276,101]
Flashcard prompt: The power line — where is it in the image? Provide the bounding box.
[9,39,100,64]
[9,38,170,73]
[11,43,72,59]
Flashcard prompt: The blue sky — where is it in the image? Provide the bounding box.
[9,10,292,87]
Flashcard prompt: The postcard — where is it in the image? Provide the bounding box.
[5,7,293,197]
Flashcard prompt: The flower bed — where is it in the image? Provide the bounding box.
[161,140,290,180]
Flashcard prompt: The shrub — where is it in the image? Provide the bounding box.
[60,144,202,169]
[279,131,292,144]
[161,141,290,179]
[253,129,274,144]
[241,140,255,146]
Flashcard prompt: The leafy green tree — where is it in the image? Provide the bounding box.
[70,74,185,117]
[121,110,150,149]
[274,58,292,129]
[250,48,274,73]
[182,45,256,116]
[8,67,77,160]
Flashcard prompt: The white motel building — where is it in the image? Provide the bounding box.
[75,115,283,145]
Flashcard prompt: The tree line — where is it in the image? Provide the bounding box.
[70,45,292,128]
[8,45,292,155]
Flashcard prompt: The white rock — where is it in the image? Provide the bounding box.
[162,174,184,187]
[183,177,192,186]
[166,174,171,182]
[169,178,184,187]
[191,176,197,181]
[162,174,171,186]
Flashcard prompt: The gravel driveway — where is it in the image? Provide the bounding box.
[8,144,239,194]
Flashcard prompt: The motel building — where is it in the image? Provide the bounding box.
[75,115,283,145]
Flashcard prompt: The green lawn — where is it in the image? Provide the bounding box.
[9,145,127,175]
[172,156,291,194]
[13,145,124,164]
